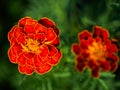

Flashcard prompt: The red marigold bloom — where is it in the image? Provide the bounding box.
[8,17,62,75]
[72,26,119,78]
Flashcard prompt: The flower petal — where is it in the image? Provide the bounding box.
[81,50,89,58]
[38,17,55,28]
[34,55,44,67]
[8,49,17,63]
[27,33,35,39]
[39,45,49,57]
[36,63,52,74]
[49,37,60,46]
[110,44,118,52]
[18,65,26,74]
[35,33,45,41]
[17,33,26,45]
[24,53,34,59]
[76,55,86,63]
[11,44,23,56]
[72,44,81,55]
[24,25,35,34]
[106,43,118,53]
[106,53,119,63]
[45,28,57,42]
[78,30,92,40]
[111,39,120,49]
[48,50,62,65]
[18,17,31,27]
[14,27,23,38]
[35,23,47,33]
[100,29,109,41]
[76,62,86,72]
[8,25,17,41]
[87,59,97,69]
[17,53,26,66]
[53,26,60,36]
[26,59,34,67]
[26,19,37,26]
[91,66,100,78]
[25,65,34,75]
[47,45,58,56]
[80,40,89,49]
[93,26,102,37]
[110,63,118,72]
[99,60,111,71]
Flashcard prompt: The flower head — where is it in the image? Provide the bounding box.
[72,26,119,78]
[8,17,62,75]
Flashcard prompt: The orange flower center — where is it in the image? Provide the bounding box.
[22,38,40,53]
[88,41,106,61]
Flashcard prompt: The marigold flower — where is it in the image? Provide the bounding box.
[72,26,119,78]
[8,17,62,75]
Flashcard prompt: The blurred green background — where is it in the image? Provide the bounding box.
[0,0,120,90]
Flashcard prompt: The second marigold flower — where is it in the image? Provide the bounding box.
[8,17,62,75]
[72,26,119,78]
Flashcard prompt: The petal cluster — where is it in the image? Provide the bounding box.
[8,17,62,75]
[72,26,119,78]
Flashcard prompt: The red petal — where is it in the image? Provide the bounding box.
[24,53,34,59]
[18,17,31,27]
[78,30,92,40]
[100,29,109,41]
[11,44,23,57]
[48,50,62,65]
[95,37,102,42]
[80,40,89,49]
[26,19,37,26]
[27,59,34,67]
[76,62,86,72]
[27,33,35,39]
[8,25,17,41]
[106,43,118,53]
[110,63,118,72]
[18,65,26,74]
[25,65,34,75]
[72,44,81,55]
[91,66,100,78]
[93,26,102,37]
[53,26,60,36]
[47,45,58,56]
[34,55,44,67]
[24,25,35,34]
[41,57,51,63]
[106,53,119,63]
[14,27,23,38]
[111,39,120,49]
[76,55,86,63]
[35,33,45,41]
[39,45,49,57]
[87,59,97,69]
[38,17,55,28]
[36,63,52,74]
[81,50,89,58]
[45,28,57,42]
[35,23,47,33]
[17,33,26,44]
[8,49,17,63]
[110,44,118,52]
[99,60,111,71]
[17,53,26,66]
[49,37,60,46]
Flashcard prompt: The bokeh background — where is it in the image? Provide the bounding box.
[0,0,120,90]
